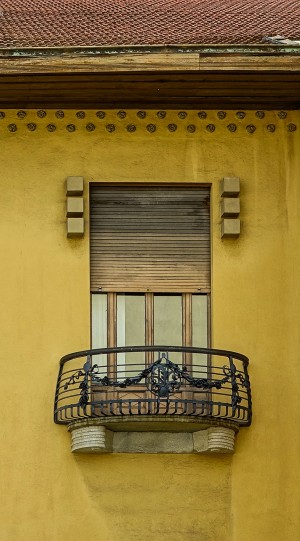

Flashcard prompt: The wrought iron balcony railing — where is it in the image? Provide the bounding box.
[54,346,252,427]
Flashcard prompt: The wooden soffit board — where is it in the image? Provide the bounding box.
[0,50,300,109]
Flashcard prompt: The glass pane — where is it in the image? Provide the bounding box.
[117,294,145,377]
[192,295,208,348]
[154,295,182,364]
[91,293,107,366]
[192,295,208,376]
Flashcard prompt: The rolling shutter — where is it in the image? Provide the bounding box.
[90,186,210,293]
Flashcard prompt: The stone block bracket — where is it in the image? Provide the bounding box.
[66,176,84,238]
[67,418,238,454]
[220,177,241,238]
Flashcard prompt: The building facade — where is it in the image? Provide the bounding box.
[1,2,300,540]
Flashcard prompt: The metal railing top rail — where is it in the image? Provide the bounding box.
[59,345,249,366]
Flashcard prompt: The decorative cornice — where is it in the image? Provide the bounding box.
[1,109,298,135]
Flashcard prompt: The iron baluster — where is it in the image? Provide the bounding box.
[79,355,92,411]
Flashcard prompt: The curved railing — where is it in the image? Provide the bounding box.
[54,346,252,426]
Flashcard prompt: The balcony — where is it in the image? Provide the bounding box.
[54,346,251,454]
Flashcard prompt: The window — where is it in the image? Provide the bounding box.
[90,185,210,373]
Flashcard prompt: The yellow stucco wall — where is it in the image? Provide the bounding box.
[1,109,299,541]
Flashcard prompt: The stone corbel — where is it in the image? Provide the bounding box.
[67,420,237,454]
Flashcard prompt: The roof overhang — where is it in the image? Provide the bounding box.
[1,45,300,109]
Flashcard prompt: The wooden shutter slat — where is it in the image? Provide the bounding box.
[90,186,210,293]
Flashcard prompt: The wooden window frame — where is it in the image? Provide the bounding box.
[91,291,211,356]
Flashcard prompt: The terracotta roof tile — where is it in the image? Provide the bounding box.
[0,0,299,48]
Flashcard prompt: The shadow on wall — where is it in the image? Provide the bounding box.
[73,453,232,541]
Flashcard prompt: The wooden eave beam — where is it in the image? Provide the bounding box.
[0,48,300,109]
[1,49,300,73]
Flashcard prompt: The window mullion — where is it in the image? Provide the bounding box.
[182,293,192,368]
[107,292,117,378]
[145,292,154,365]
